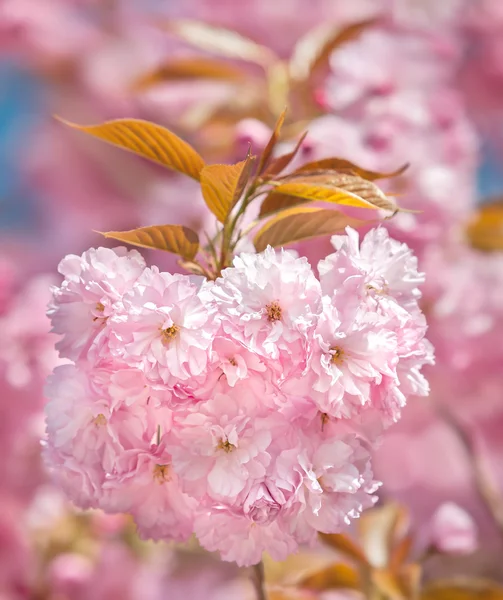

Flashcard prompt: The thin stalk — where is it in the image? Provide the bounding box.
[220,184,259,266]
[251,561,267,600]
[438,406,503,541]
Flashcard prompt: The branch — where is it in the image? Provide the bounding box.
[438,406,503,540]
[251,561,267,600]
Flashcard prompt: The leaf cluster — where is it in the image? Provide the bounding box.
[58,112,407,278]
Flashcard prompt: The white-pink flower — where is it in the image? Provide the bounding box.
[109,267,217,385]
[102,444,196,542]
[194,508,297,567]
[168,386,275,501]
[44,362,171,481]
[427,502,478,555]
[209,336,269,388]
[278,436,380,544]
[309,299,398,418]
[319,227,424,313]
[48,247,146,361]
[211,247,322,375]
[43,230,431,567]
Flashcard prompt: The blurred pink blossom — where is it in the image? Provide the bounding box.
[427,502,478,555]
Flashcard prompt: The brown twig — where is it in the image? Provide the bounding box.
[251,561,267,600]
[438,406,503,541]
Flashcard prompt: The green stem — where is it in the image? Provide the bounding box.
[220,185,258,267]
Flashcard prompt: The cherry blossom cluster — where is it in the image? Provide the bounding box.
[44,227,432,566]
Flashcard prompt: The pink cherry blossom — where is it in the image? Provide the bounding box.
[48,247,146,361]
[44,231,431,566]
[109,267,217,385]
[209,336,269,388]
[277,435,379,544]
[427,502,478,554]
[194,508,298,567]
[319,227,424,313]
[103,444,196,543]
[44,363,159,475]
[308,299,398,419]
[168,387,274,501]
[211,247,322,376]
[0,274,59,388]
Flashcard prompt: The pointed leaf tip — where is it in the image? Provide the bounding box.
[100,225,199,260]
[163,19,277,66]
[268,174,396,212]
[254,206,368,252]
[57,117,205,180]
[200,155,255,223]
[256,108,288,175]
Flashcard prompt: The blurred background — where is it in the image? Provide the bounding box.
[1,0,503,598]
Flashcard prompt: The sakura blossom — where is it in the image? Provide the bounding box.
[427,502,478,555]
[48,247,146,362]
[108,266,218,385]
[44,228,431,566]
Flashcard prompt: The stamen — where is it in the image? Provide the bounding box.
[93,302,106,322]
[321,412,329,431]
[265,301,282,322]
[153,464,170,483]
[366,283,389,296]
[92,413,107,427]
[330,346,345,365]
[217,438,236,453]
[160,324,180,343]
[229,357,237,366]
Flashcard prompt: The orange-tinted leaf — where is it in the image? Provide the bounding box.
[389,534,413,573]
[259,191,305,218]
[254,206,367,252]
[319,533,369,566]
[298,564,360,591]
[371,570,404,600]
[200,154,255,222]
[421,579,503,600]
[267,589,313,600]
[164,19,277,66]
[290,18,378,81]
[267,61,291,118]
[465,199,503,252]
[99,225,199,260]
[263,551,336,586]
[133,57,245,90]
[58,117,205,180]
[256,108,287,175]
[359,503,410,569]
[294,158,409,181]
[272,174,396,211]
[263,131,308,178]
[177,260,207,277]
[399,564,422,599]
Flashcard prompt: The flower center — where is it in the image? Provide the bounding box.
[93,302,106,322]
[217,438,236,453]
[321,412,329,431]
[265,301,282,322]
[160,324,180,343]
[229,357,237,366]
[366,282,389,296]
[92,413,107,427]
[330,346,345,365]
[153,464,171,483]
